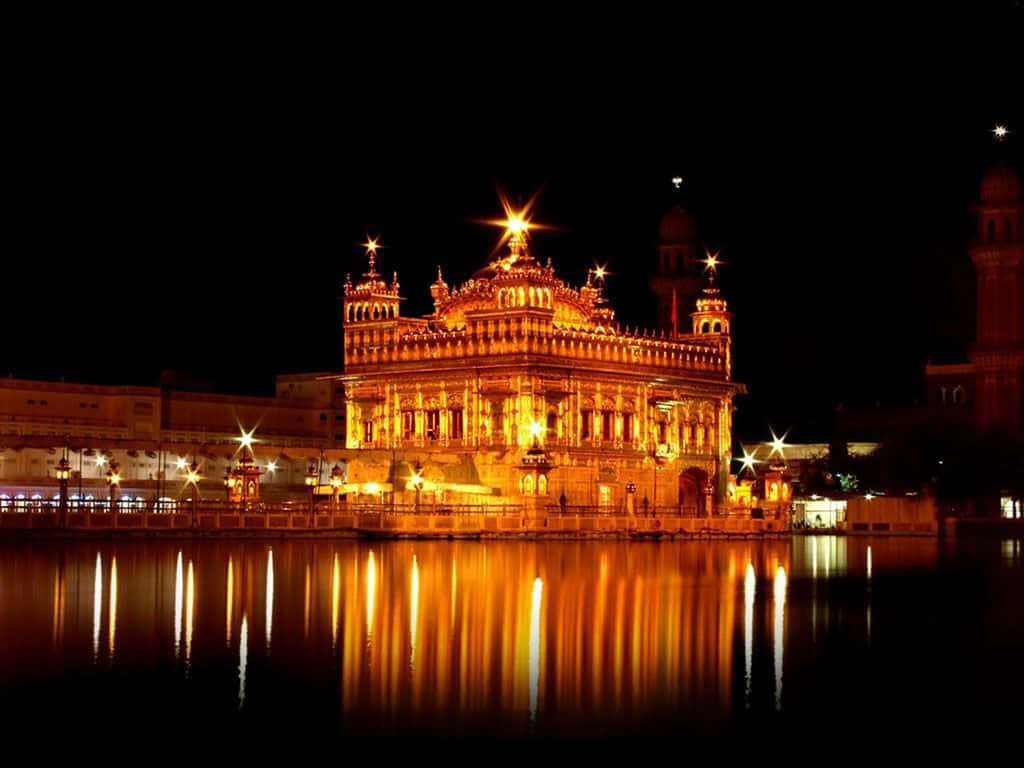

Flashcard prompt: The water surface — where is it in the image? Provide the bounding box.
[1,537,1022,749]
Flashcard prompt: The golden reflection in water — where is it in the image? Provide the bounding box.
[867,545,873,581]
[266,548,274,653]
[744,562,755,708]
[529,576,543,725]
[366,550,376,645]
[108,556,117,658]
[238,613,248,710]
[52,560,65,649]
[304,560,311,641]
[226,556,234,647]
[331,552,340,650]
[773,565,787,711]
[186,560,195,663]
[93,552,102,662]
[410,554,419,670]
[174,550,183,658]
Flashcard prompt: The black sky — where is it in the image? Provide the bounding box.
[5,3,1023,442]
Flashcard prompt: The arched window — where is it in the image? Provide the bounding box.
[537,474,547,495]
[712,321,721,333]
[700,321,710,334]
[939,386,947,405]
[952,386,965,405]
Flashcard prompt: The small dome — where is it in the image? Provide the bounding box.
[659,204,696,242]
[980,165,1022,204]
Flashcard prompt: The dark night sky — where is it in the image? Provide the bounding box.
[6,4,1023,442]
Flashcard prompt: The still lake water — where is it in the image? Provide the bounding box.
[1,537,1022,751]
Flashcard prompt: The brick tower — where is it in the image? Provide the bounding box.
[970,164,1024,433]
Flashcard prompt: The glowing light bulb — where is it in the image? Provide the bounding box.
[266,461,277,473]
[363,236,379,254]
[594,264,607,280]
[236,428,255,450]
[769,428,789,458]
[96,455,107,467]
[506,216,527,235]
[528,420,544,441]
[671,176,683,189]
[704,250,720,273]
[993,124,1009,141]
[175,457,187,470]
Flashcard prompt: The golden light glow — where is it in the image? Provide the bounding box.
[108,472,120,486]
[769,428,789,458]
[993,124,1009,141]
[175,457,187,470]
[671,176,683,189]
[186,469,200,485]
[738,449,758,473]
[593,264,607,280]
[774,565,787,711]
[236,428,256,451]
[528,420,544,442]
[95,455,107,467]
[703,250,721,273]
[266,460,277,473]
[363,236,379,255]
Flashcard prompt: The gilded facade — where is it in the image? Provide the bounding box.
[336,220,744,516]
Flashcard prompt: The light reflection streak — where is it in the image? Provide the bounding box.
[93,552,102,662]
[529,576,543,726]
[108,556,118,658]
[186,560,195,664]
[744,562,755,708]
[773,565,787,711]
[226,556,234,647]
[866,545,872,647]
[366,550,376,644]
[174,550,183,658]
[238,613,248,709]
[410,554,419,668]
[331,552,340,650]
[266,548,274,653]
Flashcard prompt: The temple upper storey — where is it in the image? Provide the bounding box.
[341,223,733,380]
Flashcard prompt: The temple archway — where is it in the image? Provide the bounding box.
[679,467,708,517]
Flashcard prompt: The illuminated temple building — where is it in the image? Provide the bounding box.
[336,209,745,516]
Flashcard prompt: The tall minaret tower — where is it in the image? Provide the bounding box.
[650,201,703,336]
[970,164,1024,433]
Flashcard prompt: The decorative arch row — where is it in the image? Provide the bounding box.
[346,301,399,323]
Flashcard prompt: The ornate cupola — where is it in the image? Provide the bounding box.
[342,240,403,326]
[691,262,733,376]
[430,266,450,315]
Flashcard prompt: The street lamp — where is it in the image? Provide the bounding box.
[409,464,424,512]
[305,464,318,519]
[224,469,236,501]
[330,464,344,509]
[55,456,71,527]
[105,460,121,514]
[186,460,201,527]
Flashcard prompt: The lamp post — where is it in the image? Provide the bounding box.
[305,464,318,523]
[410,463,424,513]
[330,464,344,510]
[186,460,201,527]
[55,456,71,528]
[224,469,236,502]
[105,460,121,517]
